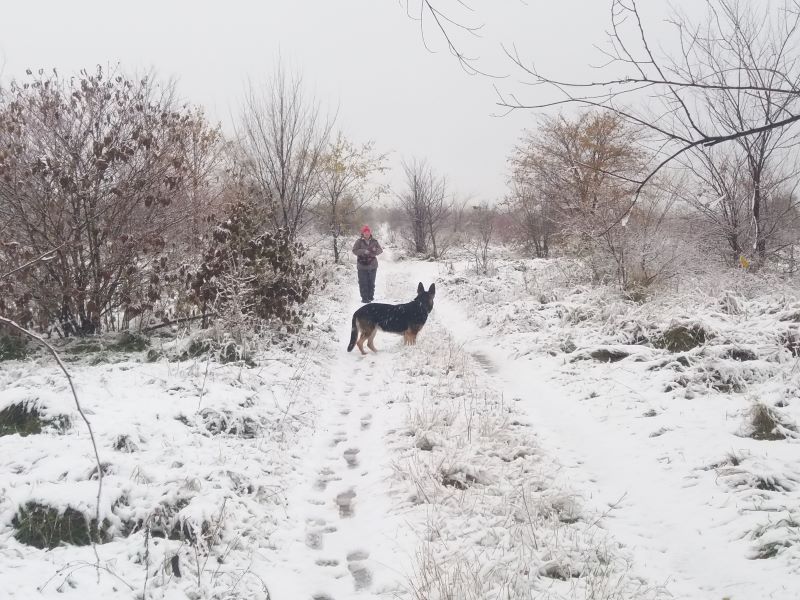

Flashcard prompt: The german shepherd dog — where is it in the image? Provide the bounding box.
[347,282,436,354]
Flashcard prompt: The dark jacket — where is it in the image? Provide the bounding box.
[352,236,383,271]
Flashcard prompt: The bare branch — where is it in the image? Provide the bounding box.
[402,0,506,78]
[0,242,68,281]
[0,316,103,566]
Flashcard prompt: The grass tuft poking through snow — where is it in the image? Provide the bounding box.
[0,334,29,361]
[12,502,111,549]
[742,402,797,441]
[0,400,71,437]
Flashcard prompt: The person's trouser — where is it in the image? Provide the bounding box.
[357,268,377,301]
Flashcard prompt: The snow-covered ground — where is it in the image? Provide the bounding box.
[433,253,800,600]
[1,246,799,599]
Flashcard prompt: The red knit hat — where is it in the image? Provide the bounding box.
[361,225,371,235]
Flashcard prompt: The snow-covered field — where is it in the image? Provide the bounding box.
[1,246,799,599]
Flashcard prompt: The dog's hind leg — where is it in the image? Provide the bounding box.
[367,328,378,353]
[356,333,367,355]
[356,321,373,355]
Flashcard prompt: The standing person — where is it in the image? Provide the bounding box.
[352,225,383,303]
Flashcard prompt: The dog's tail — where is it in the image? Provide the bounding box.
[347,313,358,352]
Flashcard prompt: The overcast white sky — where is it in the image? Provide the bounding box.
[0,1,696,203]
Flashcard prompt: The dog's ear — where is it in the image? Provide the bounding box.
[417,282,424,295]
[428,283,436,296]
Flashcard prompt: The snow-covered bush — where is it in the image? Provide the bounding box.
[189,200,319,333]
[0,400,71,437]
[0,68,224,336]
[12,502,110,549]
[741,402,798,441]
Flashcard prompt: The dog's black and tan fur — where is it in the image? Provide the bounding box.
[347,282,436,354]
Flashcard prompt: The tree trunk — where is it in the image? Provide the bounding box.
[752,174,766,264]
[332,232,340,264]
[727,233,742,267]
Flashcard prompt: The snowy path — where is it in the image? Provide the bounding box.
[261,259,416,599]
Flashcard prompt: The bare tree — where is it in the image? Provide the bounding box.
[503,179,557,258]
[506,139,564,259]
[425,182,451,259]
[669,144,800,267]
[601,189,681,291]
[497,1,800,208]
[449,194,471,235]
[469,203,496,274]
[679,150,752,265]
[670,1,800,264]
[236,63,333,239]
[315,133,388,263]
[510,110,680,289]
[177,108,230,252]
[511,112,644,240]
[397,158,450,257]
[416,0,800,237]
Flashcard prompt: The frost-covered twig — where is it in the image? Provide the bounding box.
[141,520,152,598]
[200,498,228,579]
[197,352,213,412]
[38,561,134,593]
[0,316,104,568]
[142,312,216,333]
[0,242,67,280]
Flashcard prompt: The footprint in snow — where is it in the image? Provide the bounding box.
[343,448,360,468]
[330,435,347,447]
[360,414,372,430]
[305,531,323,550]
[304,517,338,549]
[346,550,369,561]
[347,550,373,591]
[316,558,339,567]
[315,467,341,491]
[335,489,356,518]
